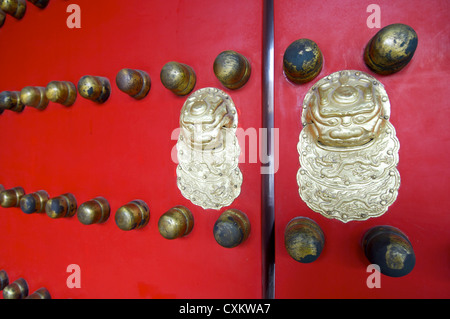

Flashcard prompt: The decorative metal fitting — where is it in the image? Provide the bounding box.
[27,0,49,9]
[297,70,400,222]
[26,287,51,299]
[362,225,415,277]
[176,87,242,210]
[116,68,151,100]
[364,23,418,75]
[0,186,25,208]
[2,278,28,299]
[77,75,111,104]
[213,50,251,90]
[115,200,149,231]
[77,196,110,225]
[20,86,49,110]
[45,193,77,219]
[0,269,9,290]
[0,0,26,20]
[284,217,325,263]
[213,209,250,248]
[160,61,196,96]
[283,38,323,84]
[158,205,194,240]
[0,91,25,114]
[19,190,49,214]
[45,81,77,106]
[0,9,6,27]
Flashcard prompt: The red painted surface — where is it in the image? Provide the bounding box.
[0,0,262,298]
[1,0,449,300]
[274,0,450,298]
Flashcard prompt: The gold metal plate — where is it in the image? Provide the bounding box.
[176,87,242,210]
[297,70,400,222]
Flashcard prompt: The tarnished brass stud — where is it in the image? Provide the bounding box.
[0,270,9,290]
[19,190,49,214]
[364,23,418,75]
[115,200,149,231]
[284,217,325,263]
[2,278,28,299]
[26,287,51,299]
[283,38,323,84]
[0,186,25,208]
[116,68,151,100]
[45,193,77,219]
[20,86,49,110]
[27,0,49,9]
[77,196,110,225]
[0,0,26,20]
[213,50,251,90]
[160,61,196,96]
[158,205,194,239]
[0,91,25,113]
[213,209,250,248]
[45,81,77,106]
[362,225,415,277]
[0,9,6,27]
[77,75,111,104]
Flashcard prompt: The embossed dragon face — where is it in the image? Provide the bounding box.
[180,91,235,150]
[177,87,242,210]
[298,70,400,223]
[303,71,388,147]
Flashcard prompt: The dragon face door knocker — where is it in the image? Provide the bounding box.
[297,70,400,222]
[176,87,242,210]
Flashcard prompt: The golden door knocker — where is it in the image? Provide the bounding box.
[297,70,400,222]
[176,87,242,210]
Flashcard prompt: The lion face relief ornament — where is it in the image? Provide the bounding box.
[176,87,242,210]
[297,70,400,222]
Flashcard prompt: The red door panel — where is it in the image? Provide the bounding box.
[274,0,450,298]
[1,0,449,300]
[0,0,263,299]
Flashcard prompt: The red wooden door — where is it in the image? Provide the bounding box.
[1,0,449,301]
[274,0,450,298]
[0,0,264,299]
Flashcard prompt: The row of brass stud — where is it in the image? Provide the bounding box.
[0,0,48,28]
[284,217,416,277]
[0,185,251,248]
[0,270,51,299]
[283,23,418,84]
[0,72,143,115]
[0,50,251,115]
[1,3,415,84]
[2,23,416,113]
